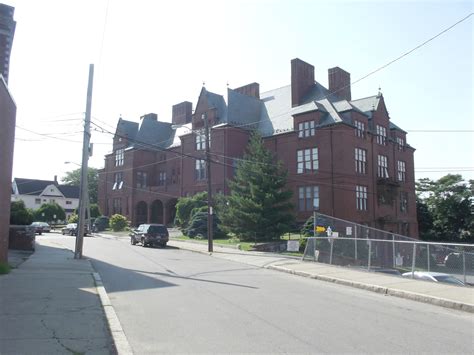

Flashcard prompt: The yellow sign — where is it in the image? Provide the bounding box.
[315,226,326,233]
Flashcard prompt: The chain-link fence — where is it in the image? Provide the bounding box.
[302,213,474,286]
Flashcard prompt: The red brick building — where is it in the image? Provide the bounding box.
[98,58,418,237]
[0,74,16,264]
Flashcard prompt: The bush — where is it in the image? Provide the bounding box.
[10,201,33,225]
[109,214,128,231]
[0,262,11,274]
[184,211,225,239]
[68,213,79,223]
[175,192,207,228]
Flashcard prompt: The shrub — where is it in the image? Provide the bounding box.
[10,201,33,225]
[68,213,79,223]
[0,262,11,274]
[110,214,128,231]
[184,211,226,239]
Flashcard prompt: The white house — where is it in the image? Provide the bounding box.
[11,177,80,220]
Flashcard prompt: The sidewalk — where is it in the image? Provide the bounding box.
[168,239,474,313]
[0,240,116,355]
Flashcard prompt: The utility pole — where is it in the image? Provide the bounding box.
[75,64,94,259]
[203,113,213,253]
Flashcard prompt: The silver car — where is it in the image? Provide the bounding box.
[402,271,465,286]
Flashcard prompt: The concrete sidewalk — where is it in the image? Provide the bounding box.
[168,239,474,313]
[1,240,117,355]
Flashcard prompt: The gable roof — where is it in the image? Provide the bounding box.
[133,116,174,149]
[116,118,139,146]
[13,178,79,198]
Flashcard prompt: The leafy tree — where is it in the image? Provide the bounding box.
[10,201,34,225]
[68,214,79,223]
[33,202,66,223]
[74,203,101,219]
[175,192,207,228]
[110,214,128,231]
[218,132,295,241]
[62,167,99,203]
[416,174,473,242]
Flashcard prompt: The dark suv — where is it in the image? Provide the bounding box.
[130,224,169,248]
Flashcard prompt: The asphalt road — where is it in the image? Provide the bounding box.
[50,233,474,354]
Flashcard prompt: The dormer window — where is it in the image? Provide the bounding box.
[355,120,365,138]
[397,137,404,151]
[376,125,387,145]
[115,148,124,166]
[298,121,315,138]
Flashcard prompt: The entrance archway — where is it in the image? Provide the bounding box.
[135,201,148,226]
[150,200,164,224]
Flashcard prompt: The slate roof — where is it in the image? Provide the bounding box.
[116,118,139,146]
[134,116,174,149]
[13,178,79,198]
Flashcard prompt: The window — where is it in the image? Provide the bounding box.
[298,186,319,211]
[115,148,124,166]
[112,198,122,214]
[66,201,72,205]
[195,159,207,180]
[376,125,387,145]
[196,132,206,150]
[158,171,166,186]
[136,172,148,188]
[400,192,408,213]
[297,148,319,174]
[113,172,123,190]
[298,121,315,138]
[356,185,368,211]
[377,155,389,178]
[397,161,406,182]
[396,137,404,151]
[355,148,367,174]
[35,198,41,204]
[355,120,365,138]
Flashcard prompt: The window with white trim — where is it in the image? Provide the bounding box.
[298,121,315,138]
[298,186,319,211]
[115,148,124,166]
[297,148,319,174]
[195,159,207,180]
[377,155,389,178]
[356,185,368,211]
[355,148,367,174]
[400,192,408,213]
[396,137,404,151]
[376,125,387,145]
[113,172,123,190]
[355,120,365,138]
[397,161,406,182]
[158,171,166,186]
[136,172,147,188]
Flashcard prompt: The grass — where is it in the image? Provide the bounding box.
[0,262,11,275]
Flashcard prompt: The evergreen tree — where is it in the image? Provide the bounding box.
[218,132,294,241]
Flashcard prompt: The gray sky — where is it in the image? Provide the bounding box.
[6,0,473,182]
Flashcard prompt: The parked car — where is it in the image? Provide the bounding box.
[31,222,51,235]
[62,223,78,236]
[130,224,169,248]
[402,271,465,286]
[92,216,109,232]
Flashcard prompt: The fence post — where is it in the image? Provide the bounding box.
[462,249,466,284]
[392,234,396,268]
[329,238,334,265]
[411,243,417,277]
[427,244,430,272]
[368,240,372,271]
[354,224,358,261]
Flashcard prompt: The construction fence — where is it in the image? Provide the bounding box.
[302,213,474,285]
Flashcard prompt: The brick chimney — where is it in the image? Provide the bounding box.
[234,82,260,99]
[140,113,158,121]
[328,67,351,101]
[291,58,315,107]
[172,101,193,125]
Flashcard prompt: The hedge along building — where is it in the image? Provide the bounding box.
[98,58,418,237]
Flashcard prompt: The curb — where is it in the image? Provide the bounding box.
[267,265,474,313]
[93,272,134,355]
[169,241,474,314]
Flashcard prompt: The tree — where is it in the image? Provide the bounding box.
[74,203,101,219]
[10,201,34,225]
[110,214,128,231]
[34,202,66,223]
[416,174,473,242]
[62,167,99,203]
[218,132,295,241]
[175,192,207,228]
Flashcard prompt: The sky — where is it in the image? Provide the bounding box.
[5,0,474,184]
